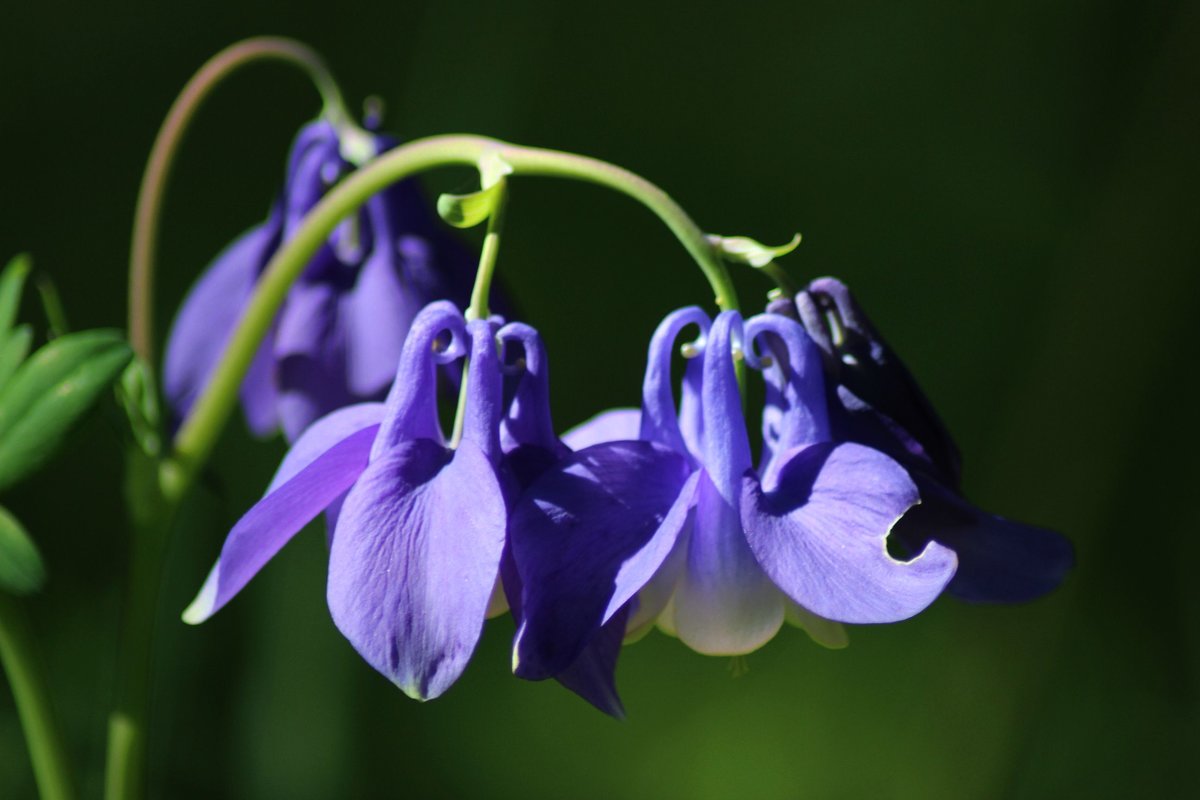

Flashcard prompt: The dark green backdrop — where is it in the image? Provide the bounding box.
[3,1,1198,797]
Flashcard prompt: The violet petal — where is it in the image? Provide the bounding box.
[741,441,957,623]
[327,438,506,700]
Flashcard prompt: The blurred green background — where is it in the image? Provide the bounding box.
[2,0,1198,797]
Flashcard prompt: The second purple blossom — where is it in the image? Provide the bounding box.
[163,118,475,441]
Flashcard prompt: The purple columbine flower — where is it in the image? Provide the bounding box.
[163,119,473,441]
[183,301,623,710]
[510,307,957,687]
[790,277,1074,603]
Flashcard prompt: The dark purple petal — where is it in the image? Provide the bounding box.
[895,476,1075,603]
[639,307,709,460]
[552,606,630,719]
[182,425,377,624]
[501,542,625,715]
[796,277,962,485]
[561,408,640,451]
[498,323,562,455]
[741,441,957,624]
[274,281,355,440]
[163,219,280,433]
[511,441,694,679]
[327,438,506,700]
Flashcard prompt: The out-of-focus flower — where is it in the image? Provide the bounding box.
[163,119,473,441]
[790,277,1074,603]
[510,307,956,686]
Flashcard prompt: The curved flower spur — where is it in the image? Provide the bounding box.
[789,278,1074,603]
[510,307,957,696]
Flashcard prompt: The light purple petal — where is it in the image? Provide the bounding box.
[669,470,785,654]
[266,402,385,535]
[624,526,691,639]
[240,322,281,437]
[182,425,377,624]
[327,438,506,700]
[342,198,419,397]
[460,319,503,463]
[372,301,467,458]
[510,441,694,679]
[164,220,279,432]
[783,600,849,649]
[669,310,785,654]
[744,313,831,486]
[697,311,752,502]
[562,408,641,451]
[267,403,385,493]
[639,306,710,460]
[741,441,957,624]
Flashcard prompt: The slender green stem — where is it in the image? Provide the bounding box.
[0,594,76,800]
[466,179,508,322]
[451,179,510,447]
[758,262,798,299]
[127,36,352,365]
[104,451,175,800]
[169,134,738,482]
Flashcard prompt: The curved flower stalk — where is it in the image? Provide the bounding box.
[789,277,1074,603]
[510,307,958,692]
[163,119,474,441]
[182,302,623,710]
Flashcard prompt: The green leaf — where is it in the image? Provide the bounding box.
[35,275,70,338]
[0,325,33,391]
[0,254,32,333]
[707,232,802,268]
[0,329,133,492]
[0,505,45,595]
[116,358,162,458]
[436,180,507,228]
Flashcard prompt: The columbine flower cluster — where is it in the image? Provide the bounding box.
[177,122,1072,718]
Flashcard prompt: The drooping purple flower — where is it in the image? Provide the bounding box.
[510,307,957,685]
[163,119,474,442]
[183,302,503,699]
[183,301,624,709]
[789,277,1073,603]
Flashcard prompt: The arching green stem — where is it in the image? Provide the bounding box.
[126,36,354,365]
[167,134,739,488]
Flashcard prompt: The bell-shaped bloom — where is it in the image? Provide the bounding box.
[164,119,473,441]
[183,301,625,710]
[510,307,957,685]
[184,302,506,699]
[790,278,1074,603]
